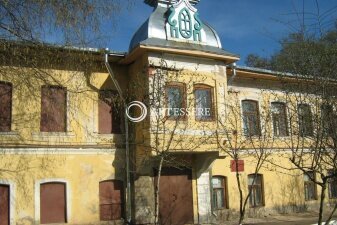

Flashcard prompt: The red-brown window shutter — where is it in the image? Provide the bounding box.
[40,86,67,132]
[99,180,124,221]
[0,82,12,132]
[40,182,67,224]
[98,90,122,134]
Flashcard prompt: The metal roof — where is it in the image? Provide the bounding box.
[129,3,223,52]
[144,0,200,7]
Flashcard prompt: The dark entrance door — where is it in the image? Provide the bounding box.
[0,185,9,225]
[156,167,193,225]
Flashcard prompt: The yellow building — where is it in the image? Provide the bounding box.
[0,0,336,225]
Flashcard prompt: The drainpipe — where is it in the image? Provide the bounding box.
[227,62,237,85]
[104,49,132,224]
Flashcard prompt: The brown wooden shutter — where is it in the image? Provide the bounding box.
[0,82,12,132]
[40,182,66,224]
[99,180,124,221]
[0,185,10,225]
[98,90,121,134]
[40,86,66,132]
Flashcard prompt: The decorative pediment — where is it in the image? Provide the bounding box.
[165,0,206,43]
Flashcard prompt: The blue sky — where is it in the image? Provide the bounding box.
[106,0,337,65]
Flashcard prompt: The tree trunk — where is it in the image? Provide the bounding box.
[235,162,244,225]
[154,157,164,225]
[318,184,326,225]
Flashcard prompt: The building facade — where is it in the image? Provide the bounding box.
[0,0,336,225]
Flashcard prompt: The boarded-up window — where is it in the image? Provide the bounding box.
[99,180,124,221]
[40,86,67,132]
[98,90,122,134]
[0,82,12,132]
[40,182,67,224]
[0,185,10,225]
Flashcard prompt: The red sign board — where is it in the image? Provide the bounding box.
[230,160,244,172]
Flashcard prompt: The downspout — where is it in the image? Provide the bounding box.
[104,49,132,224]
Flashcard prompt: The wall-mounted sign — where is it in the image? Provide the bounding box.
[230,160,244,172]
[166,0,206,43]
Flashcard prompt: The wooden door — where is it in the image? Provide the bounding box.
[99,180,124,220]
[0,185,9,225]
[40,183,67,224]
[156,168,193,225]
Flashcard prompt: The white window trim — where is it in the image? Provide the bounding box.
[0,179,15,225]
[35,178,71,224]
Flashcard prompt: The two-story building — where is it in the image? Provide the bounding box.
[0,0,336,225]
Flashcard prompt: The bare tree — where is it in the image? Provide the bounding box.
[216,89,274,224]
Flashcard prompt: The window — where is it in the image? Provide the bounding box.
[0,82,12,132]
[40,182,67,224]
[321,104,334,136]
[248,174,264,207]
[212,176,228,209]
[98,90,122,134]
[194,85,213,121]
[328,170,337,199]
[99,180,124,221]
[40,86,67,132]
[271,102,288,136]
[0,184,10,225]
[165,83,186,119]
[304,171,317,201]
[242,100,260,136]
[298,104,313,136]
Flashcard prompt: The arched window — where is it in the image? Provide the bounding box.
[99,180,124,221]
[211,176,228,209]
[179,8,192,38]
[40,182,67,224]
[165,82,186,119]
[248,174,264,207]
[242,100,260,136]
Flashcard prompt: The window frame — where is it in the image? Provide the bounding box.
[194,84,215,121]
[321,104,334,137]
[298,103,314,137]
[271,102,289,137]
[0,81,13,132]
[304,171,317,201]
[211,176,228,210]
[248,174,265,208]
[165,82,187,120]
[328,170,337,199]
[242,100,261,136]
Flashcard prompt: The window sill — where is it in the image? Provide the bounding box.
[32,132,75,138]
[0,131,19,137]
